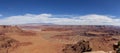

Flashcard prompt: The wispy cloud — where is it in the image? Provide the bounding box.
[0,13,120,25]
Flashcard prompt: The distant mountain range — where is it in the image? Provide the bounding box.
[18,23,56,26]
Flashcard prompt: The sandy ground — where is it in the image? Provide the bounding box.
[7,31,63,53]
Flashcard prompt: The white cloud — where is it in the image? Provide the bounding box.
[0,13,120,25]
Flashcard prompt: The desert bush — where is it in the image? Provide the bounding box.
[117,48,120,53]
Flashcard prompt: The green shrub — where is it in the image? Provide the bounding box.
[118,41,120,46]
[117,48,120,53]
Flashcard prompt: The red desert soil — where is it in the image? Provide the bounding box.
[0,25,63,53]
[1,25,120,53]
[6,31,62,53]
[8,32,64,53]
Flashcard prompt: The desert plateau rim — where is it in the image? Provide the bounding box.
[0,25,120,53]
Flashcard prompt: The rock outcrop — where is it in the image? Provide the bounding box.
[0,25,36,36]
[0,36,18,53]
[62,40,92,53]
[113,41,120,53]
[0,25,23,33]
[83,51,112,53]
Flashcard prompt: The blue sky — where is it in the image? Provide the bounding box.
[0,0,120,25]
[0,0,120,17]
